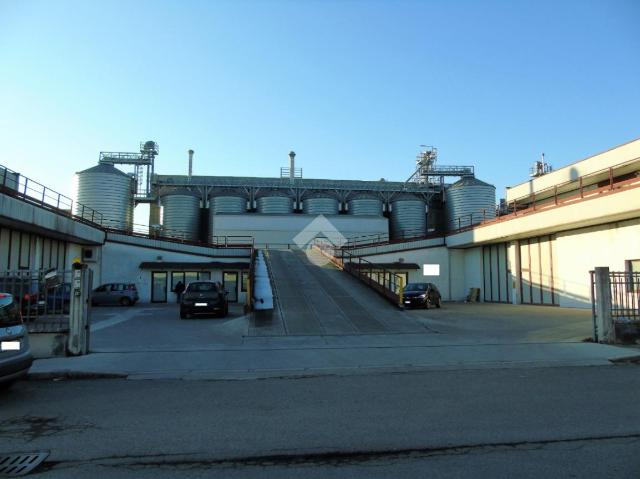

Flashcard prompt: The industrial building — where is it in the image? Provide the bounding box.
[343,138,640,310]
[67,143,502,304]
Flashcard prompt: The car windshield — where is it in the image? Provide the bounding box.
[187,282,218,293]
[405,283,427,292]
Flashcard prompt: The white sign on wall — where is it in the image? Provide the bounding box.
[423,264,440,276]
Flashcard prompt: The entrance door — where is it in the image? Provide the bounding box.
[482,243,509,303]
[518,235,558,305]
[223,271,238,302]
[151,272,167,303]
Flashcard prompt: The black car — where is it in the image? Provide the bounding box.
[403,282,442,309]
[180,281,228,319]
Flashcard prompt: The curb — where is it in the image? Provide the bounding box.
[28,370,128,380]
[609,355,640,364]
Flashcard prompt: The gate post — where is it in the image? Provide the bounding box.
[594,267,615,344]
[68,263,92,355]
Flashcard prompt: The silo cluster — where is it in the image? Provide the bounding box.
[389,195,427,240]
[160,188,201,241]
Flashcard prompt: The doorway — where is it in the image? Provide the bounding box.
[151,272,168,303]
[223,271,238,302]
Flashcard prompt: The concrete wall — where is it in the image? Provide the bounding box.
[211,214,389,247]
[553,218,640,308]
[101,241,250,303]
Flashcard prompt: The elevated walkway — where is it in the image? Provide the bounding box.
[248,248,426,337]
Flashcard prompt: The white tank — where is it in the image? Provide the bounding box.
[73,164,134,230]
[390,196,426,239]
[445,177,496,231]
[302,192,339,215]
[256,192,294,214]
[160,188,201,241]
[347,195,383,216]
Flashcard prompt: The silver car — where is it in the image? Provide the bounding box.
[92,283,139,306]
[0,293,33,389]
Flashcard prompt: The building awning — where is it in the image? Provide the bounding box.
[347,262,420,270]
[139,261,250,270]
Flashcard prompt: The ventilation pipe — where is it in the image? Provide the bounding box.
[188,149,194,177]
[289,150,296,181]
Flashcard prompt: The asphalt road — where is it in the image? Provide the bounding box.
[2,365,640,478]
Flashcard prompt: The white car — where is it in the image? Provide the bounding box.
[0,293,33,389]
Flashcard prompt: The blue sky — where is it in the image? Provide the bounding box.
[1,0,639,208]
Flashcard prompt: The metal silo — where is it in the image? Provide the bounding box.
[209,193,247,214]
[160,188,201,241]
[302,192,340,215]
[73,164,134,230]
[256,191,294,214]
[445,177,496,231]
[347,194,383,216]
[208,191,248,242]
[390,195,426,240]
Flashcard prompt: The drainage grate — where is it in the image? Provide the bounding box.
[0,452,49,477]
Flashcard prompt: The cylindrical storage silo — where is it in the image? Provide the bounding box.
[445,177,496,231]
[208,191,248,242]
[347,194,383,216]
[390,196,426,240]
[256,191,294,214]
[73,164,134,230]
[160,188,201,241]
[302,192,339,215]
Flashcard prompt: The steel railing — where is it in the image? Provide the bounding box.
[313,240,405,308]
[0,270,74,321]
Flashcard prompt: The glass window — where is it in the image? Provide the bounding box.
[241,271,249,292]
[171,272,185,292]
[184,272,199,286]
[199,271,211,281]
[111,284,123,291]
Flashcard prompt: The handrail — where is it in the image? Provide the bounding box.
[313,240,405,308]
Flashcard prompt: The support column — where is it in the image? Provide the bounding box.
[594,266,615,344]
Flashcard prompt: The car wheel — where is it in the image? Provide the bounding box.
[180,311,186,319]
[436,297,442,308]
[120,297,132,307]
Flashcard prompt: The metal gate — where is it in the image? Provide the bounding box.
[590,269,640,342]
[482,243,510,303]
[518,235,558,306]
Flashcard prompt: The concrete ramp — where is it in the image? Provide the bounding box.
[249,248,427,336]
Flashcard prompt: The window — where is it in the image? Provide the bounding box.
[241,271,249,292]
[184,271,199,286]
[171,272,185,292]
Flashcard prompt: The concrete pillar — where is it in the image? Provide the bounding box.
[68,263,92,355]
[594,266,615,344]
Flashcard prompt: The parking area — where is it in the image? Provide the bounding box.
[86,298,595,355]
[89,303,248,352]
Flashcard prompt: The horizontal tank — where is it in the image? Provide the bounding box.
[73,164,134,230]
[445,177,496,231]
[347,194,383,216]
[256,192,294,214]
[390,196,426,240]
[302,192,339,215]
[160,188,201,241]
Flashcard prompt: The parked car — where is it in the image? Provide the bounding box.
[180,281,228,319]
[402,282,442,309]
[0,293,33,389]
[0,276,45,317]
[43,283,72,314]
[92,283,139,306]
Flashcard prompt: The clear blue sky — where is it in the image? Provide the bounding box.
[1,0,639,205]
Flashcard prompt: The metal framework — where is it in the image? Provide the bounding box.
[405,147,474,188]
[99,141,158,201]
